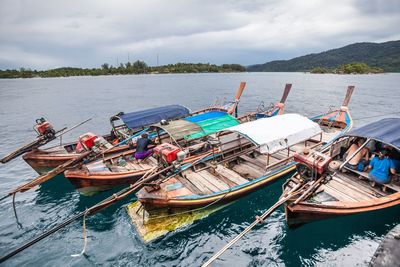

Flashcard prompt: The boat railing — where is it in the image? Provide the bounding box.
[264,133,324,172]
[304,132,323,147]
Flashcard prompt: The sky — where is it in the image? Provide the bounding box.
[0,0,399,70]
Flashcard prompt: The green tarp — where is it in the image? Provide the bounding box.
[185,114,240,140]
[152,112,240,141]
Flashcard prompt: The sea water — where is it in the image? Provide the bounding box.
[0,72,399,266]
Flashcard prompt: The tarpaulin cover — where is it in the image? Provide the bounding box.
[224,113,322,154]
[120,105,190,129]
[152,111,239,141]
[184,111,227,123]
[345,118,400,148]
[156,120,202,140]
[186,114,240,139]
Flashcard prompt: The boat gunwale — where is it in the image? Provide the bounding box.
[138,109,353,206]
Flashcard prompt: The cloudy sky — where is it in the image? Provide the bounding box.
[0,0,399,69]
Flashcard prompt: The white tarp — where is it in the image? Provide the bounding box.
[225,113,322,154]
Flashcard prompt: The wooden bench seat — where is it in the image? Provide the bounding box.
[334,172,386,197]
[343,166,400,192]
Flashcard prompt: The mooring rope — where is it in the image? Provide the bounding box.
[71,209,89,257]
[70,165,161,257]
[0,164,174,264]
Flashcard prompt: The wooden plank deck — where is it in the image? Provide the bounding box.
[214,165,249,185]
[184,170,220,193]
[333,173,386,197]
[232,163,263,179]
[175,176,204,195]
[321,184,359,202]
[182,171,213,194]
[343,167,400,192]
[197,170,230,191]
[328,179,375,201]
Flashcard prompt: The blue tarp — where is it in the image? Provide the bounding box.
[120,105,190,129]
[184,111,227,123]
[345,118,400,148]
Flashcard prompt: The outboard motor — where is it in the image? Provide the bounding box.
[34,118,56,139]
[294,148,332,182]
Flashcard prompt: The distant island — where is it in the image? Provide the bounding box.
[310,62,384,74]
[247,40,400,73]
[2,40,399,78]
[0,62,246,79]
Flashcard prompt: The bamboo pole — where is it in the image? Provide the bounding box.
[202,182,304,267]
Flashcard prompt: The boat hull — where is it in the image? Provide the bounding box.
[22,145,130,174]
[139,165,296,211]
[285,192,400,227]
[67,171,144,195]
[23,152,76,174]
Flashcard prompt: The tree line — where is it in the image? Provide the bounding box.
[0,61,246,79]
[247,40,400,72]
[310,62,384,74]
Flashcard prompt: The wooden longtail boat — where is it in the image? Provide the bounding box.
[22,105,190,174]
[22,82,247,174]
[134,86,354,211]
[283,118,400,227]
[64,84,293,195]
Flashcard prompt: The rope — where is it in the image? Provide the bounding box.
[12,193,22,228]
[0,150,215,263]
[71,209,89,257]
[0,164,174,264]
[69,167,162,258]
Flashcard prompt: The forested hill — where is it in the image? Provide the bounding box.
[247,40,400,72]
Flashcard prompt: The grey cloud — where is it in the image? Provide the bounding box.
[354,0,400,14]
[0,0,399,69]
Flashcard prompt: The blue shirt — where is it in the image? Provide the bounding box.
[369,157,395,183]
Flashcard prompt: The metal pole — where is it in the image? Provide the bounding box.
[339,138,370,170]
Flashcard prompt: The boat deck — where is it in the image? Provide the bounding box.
[309,167,400,204]
[155,136,335,199]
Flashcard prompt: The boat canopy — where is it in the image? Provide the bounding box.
[345,118,400,148]
[152,111,240,141]
[222,114,322,154]
[119,105,190,129]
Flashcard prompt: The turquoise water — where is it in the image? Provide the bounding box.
[0,73,399,266]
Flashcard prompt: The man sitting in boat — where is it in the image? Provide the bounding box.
[367,149,396,184]
[134,133,155,160]
[385,144,400,173]
[344,138,369,170]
